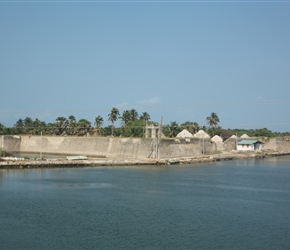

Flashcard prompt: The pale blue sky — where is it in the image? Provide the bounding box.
[0,0,290,132]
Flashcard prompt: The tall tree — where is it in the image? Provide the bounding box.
[163,121,181,138]
[76,119,91,136]
[0,123,6,135]
[55,116,68,135]
[67,115,77,136]
[121,110,131,126]
[94,115,104,135]
[14,119,24,134]
[33,118,45,135]
[130,109,138,121]
[181,121,199,134]
[140,112,151,123]
[193,122,200,133]
[206,112,220,136]
[24,117,33,134]
[108,107,120,136]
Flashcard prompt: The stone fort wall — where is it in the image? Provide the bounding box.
[2,135,290,159]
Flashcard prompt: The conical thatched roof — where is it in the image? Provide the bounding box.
[240,134,250,138]
[211,135,223,142]
[193,130,210,139]
[176,129,193,138]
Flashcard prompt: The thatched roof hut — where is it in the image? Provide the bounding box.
[193,130,210,139]
[211,135,223,142]
[240,134,250,138]
[176,129,193,138]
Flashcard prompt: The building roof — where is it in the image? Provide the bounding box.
[237,140,264,145]
[240,134,250,138]
[176,129,193,138]
[211,135,223,142]
[193,130,210,139]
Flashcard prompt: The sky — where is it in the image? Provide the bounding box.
[0,0,290,132]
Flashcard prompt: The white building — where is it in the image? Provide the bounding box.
[236,140,264,151]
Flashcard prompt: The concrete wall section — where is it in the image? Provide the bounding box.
[20,136,110,157]
[12,136,217,159]
[264,138,290,153]
[224,139,237,152]
[1,136,21,153]
[5,135,290,159]
[158,138,214,158]
[106,138,152,159]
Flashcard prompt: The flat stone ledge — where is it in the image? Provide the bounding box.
[1,152,290,169]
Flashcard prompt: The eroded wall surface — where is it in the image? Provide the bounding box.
[3,135,290,159]
[4,135,215,159]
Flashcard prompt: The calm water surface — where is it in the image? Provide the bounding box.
[1,156,290,249]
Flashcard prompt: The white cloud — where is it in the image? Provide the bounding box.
[139,97,161,105]
[115,102,130,109]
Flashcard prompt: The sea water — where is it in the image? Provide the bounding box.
[0,156,290,249]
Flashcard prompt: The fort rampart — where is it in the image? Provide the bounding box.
[1,135,290,159]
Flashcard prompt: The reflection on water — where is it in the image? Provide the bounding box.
[0,156,290,249]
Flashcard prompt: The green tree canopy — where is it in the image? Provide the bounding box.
[108,107,120,136]
[206,112,220,136]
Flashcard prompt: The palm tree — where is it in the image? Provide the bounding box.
[14,119,24,134]
[181,121,197,134]
[67,115,77,136]
[33,118,45,135]
[193,122,200,133]
[140,112,150,123]
[130,109,138,121]
[163,121,181,138]
[0,123,6,135]
[120,110,131,126]
[55,116,68,135]
[94,115,104,135]
[76,119,92,136]
[108,107,120,136]
[24,117,33,134]
[206,112,220,136]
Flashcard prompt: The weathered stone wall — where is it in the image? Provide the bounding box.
[224,138,237,151]
[1,136,21,153]
[4,135,290,159]
[105,138,153,159]
[158,138,215,158]
[3,135,216,159]
[264,138,290,153]
[19,136,110,157]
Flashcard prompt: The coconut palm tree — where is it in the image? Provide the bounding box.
[206,112,220,136]
[14,119,24,134]
[193,122,200,133]
[55,116,68,135]
[108,107,120,136]
[140,112,150,122]
[163,121,181,138]
[0,123,6,135]
[23,117,33,134]
[94,115,104,135]
[130,109,138,121]
[76,119,92,136]
[120,110,131,126]
[67,115,77,136]
[33,118,45,135]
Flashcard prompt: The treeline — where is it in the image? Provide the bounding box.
[0,108,289,139]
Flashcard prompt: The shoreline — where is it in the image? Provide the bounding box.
[1,151,290,169]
